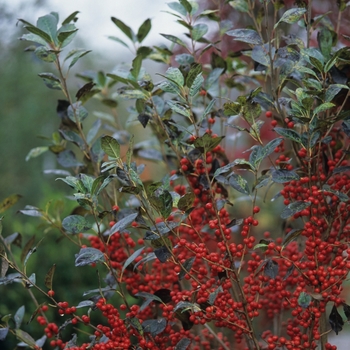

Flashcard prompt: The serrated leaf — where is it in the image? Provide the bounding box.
[137,18,151,43]
[329,305,344,335]
[122,247,145,276]
[74,247,105,267]
[62,215,92,234]
[44,264,56,290]
[226,28,263,45]
[281,201,311,219]
[101,135,120,159]
[0,194,22,214]
[111,17,135,41]
[275,8,307,28]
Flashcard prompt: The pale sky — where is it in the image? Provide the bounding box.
[5,0,183,56]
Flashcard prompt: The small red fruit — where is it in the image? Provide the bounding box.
[265,111,273,118]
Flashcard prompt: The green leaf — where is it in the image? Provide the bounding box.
[160,33,187,48]
[251,45,270,67]
[75,247,105,267]
[20,33,47,46]
[192,24,208,41]
[131,55,142,80]
[101,136,121,159]
[137,18,151,43]
[282,229,303,249]
[62,11,80,25]
[274,127,303,144]
[14,329,36,348]
[14,305,25,329]
[38,72,61,90]
[179,257,195,280]
[57,24,78,47]
[325,84,349,103]
[108,36,129,48]
[44,264,56,290]
[178,192,195,211]
[142,318,167,336]
[323,184,349,202]
[309,56,324,72]
[109,212,139,234]
[62,215,93,234]
[25,146,49,161]
[167,101,191,118]
[167,2,187,16]
[271,169,299,183]
[317,27,333,60]
[0,194,22,214]
[298,292,312,308]
[226,28,263,45]
[122,247,145,276]
[66,50,91,69]
[194,133,224,153]
[275,8,307,28]
[179,0,192,13]
[175,338,191,350]
[166,67,185,86]
[281,201,311,219]
[204,68,224,90]
[229,0,249,12]
[111,17,135,41]
[189,73,204,96]
[67,101,88,123]
[262,138,283,158]
[228,174,250,195]
[313,102,335,116]
[19,18,52,43]
[185,63,202,88]
[37,14,58,43]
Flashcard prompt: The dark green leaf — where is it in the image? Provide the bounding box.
[175,338,191,350]
[194,133,224,153]
[122,247,145,276]
[325,84,349,103]
[111,17,135,41]
[101,136,121,159]
[179,257,195,280]
[67,101,88,123]
[281,201,311,219]
[178,192,195,211]
[226,28,263,45]
[343,303,350,321]
[62,215,92,234]
[74,247,105,267]
[264,259,278,279]
[131,55,142,80]
[34,46,56,62]
[271,169,299,183]
[322,184,349,202]
[313,102,335,115]
[36,14,58,42]
[263,138,283,158]
[179,0,192,13]
[282,229,303,249]
[142,318,167,336]
[160,34,187,48]
[38,72,61,90]
[109,212,138,234]
[57,24,78,47]
[317,27,333,60]
[185,63,202,88]
[154,245,172,263]
[62,11,80,25]
[252,45,270,67]
[86,119,101,144]
[274,127,303,144]
[329,305,344,335]
[137,18,151,43]
[66,50,91,69]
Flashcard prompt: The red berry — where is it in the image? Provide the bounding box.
[265,111,273,118]
[47,290,55,297]
[271,120,278,127]
[112,205,119,211]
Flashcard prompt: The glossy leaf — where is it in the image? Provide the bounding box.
[121,247,145,276]
[38,72,61,90]
[282,229,303,249]
[275,8,307,28]
[178,192,195,211]
[62,215,92,234]
[109,212,138,234]
[75,247,105,267]
[228,174,250,195]
[271,169,299,183]
[329,305,344,335]
[142,318,167,336]
[264,259,279,279]
[274,127,303,144]
[179,257,195,280]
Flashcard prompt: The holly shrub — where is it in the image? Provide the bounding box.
[2,1,350,349]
